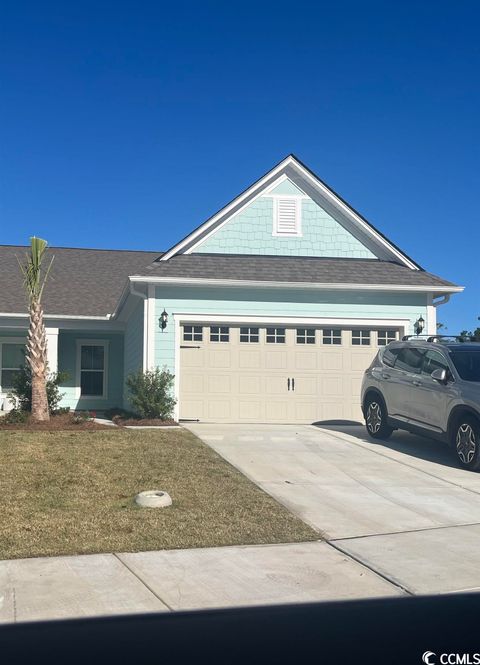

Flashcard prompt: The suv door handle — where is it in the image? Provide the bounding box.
[412,380,422,387]
[382,372,391,379]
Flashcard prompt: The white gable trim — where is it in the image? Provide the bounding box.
[160,155,420,270]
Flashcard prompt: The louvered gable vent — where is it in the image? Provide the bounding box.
[274,197,301,236]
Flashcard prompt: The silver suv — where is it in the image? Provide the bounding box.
[361,335,480,471]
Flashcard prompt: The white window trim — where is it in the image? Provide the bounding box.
[75,339,109,400]
[239,326,260,343]
[296,328,316,345]
[272,197,302,237]
[351,329,372,346]
[183,325,203,342]
[0,337,25,396]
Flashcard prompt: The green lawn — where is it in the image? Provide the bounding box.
[0,428,318,559]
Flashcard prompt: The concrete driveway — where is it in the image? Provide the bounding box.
[187,423,480,595]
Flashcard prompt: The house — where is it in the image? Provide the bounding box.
[0,155,463,423]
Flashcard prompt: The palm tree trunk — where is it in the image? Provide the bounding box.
[26,300,49,421]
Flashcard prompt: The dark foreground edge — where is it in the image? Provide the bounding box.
[1,593,479,665]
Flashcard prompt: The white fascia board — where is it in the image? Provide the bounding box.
[160,155,420,270]
[0,312,112,320]
[174,313,411,327]
[129,275,464,294]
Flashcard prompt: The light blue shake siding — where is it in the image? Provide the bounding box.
[123,298,144,407]
[193,194,376,258]
[58,331,124,411]
[154,285,427,378]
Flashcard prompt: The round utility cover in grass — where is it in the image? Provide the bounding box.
[135,490,172,508]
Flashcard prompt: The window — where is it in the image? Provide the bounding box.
[450,350,480,382]
[210,326,229,342]
[352,330,371,346]
[382,345,401,368]
[0,342,24,391]
[239,327,259,343]
[183,325,203,342]
[322,329,342,345]
[266,327,286,344]
[79,343,107,397]
[377,330,398,346]
[394,347,424,374]
[273,198,301,236]
[296,328,315,344]
[422,350,450,377]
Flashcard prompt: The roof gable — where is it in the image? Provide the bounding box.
[160,155,421,270]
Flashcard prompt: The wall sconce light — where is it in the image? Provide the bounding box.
[414,315,425,335]
[159,309,168,331]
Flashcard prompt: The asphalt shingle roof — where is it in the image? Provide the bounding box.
[140,253,458,288]
[0,245,161,317]
[0,246,458,318]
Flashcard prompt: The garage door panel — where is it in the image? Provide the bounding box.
[321,352,344,371]
[207,374,231,393]
[182,373,205,394]
[238,375,261,394]
[238,400,262,420]
[182,349,205,368]
[207,400,231,420]
[208,350,232,368]
[239,350,261,369]
[294,352,317,370]
[265,400,290,421]
[265,351,287,369]
[265,376,288,394]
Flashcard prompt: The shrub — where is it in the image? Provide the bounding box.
[2,409,29,424]
[8,367,68,414]
[126,368,176,420]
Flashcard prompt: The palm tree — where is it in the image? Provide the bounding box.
[18,237,54,421]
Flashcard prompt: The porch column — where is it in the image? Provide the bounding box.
[45,327,59,374]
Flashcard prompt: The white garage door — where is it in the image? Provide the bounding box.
[179,324,399,424]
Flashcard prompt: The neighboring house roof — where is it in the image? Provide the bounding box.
[135,254,459,292]
[0,245,161,317]
[159,154,423,270]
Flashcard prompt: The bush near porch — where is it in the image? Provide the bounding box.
[0,428,318,559]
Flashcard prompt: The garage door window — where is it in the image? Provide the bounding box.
[377,330,398,346]
[239,327,259,343]
[322,329,342,345]
[352,330,371,346]
[296,328,315,344]
[210,326,229,342]
[266,328,286,344]
[183,326,203,342]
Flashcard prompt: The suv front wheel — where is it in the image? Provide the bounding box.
[453,415,480,471]
[364,394,393,440]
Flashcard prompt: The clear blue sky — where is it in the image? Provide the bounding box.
[1,1,478,332]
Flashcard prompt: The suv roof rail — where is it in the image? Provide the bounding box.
[401,334,474,343]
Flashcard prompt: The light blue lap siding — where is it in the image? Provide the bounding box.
[193,195,376,258]
[123,298,144,407]
[58,331,124,411]
[154,285,426,378]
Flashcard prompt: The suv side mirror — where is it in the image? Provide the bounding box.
[431,368,447,384]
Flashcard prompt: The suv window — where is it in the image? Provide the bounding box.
[422,350,449,377]
[382,346,401,368]
[394,346,424,374]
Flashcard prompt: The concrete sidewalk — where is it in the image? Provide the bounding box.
[0,541,401,624]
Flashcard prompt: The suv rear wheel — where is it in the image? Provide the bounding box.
[452,415,480,471]
[364,394,393,440]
